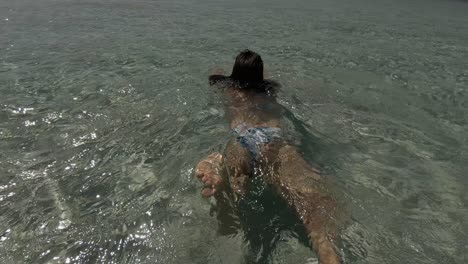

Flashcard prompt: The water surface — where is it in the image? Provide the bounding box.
[1,0,467,263]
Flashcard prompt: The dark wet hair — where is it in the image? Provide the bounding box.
[230,49,264,83]
[209,49,279,95]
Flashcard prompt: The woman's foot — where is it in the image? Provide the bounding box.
[195,153,224,197]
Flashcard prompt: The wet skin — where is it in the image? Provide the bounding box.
[195,87,342,264]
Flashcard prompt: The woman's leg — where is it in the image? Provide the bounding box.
[194,142,252,235]
[224,141,252,199]
[195,151,240,235]
[264,145,342,264]
[195,152,225,197]
[194,140,252,198]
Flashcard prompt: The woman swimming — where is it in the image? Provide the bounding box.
[195,50,342,264]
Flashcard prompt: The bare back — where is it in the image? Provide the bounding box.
[224,88,283,129]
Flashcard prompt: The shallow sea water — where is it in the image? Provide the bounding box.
[1,0,467,263]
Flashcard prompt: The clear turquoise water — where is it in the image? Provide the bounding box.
[0,0,467,263]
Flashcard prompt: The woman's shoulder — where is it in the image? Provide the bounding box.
[258,79,280,96]
[262,79,280,90]
[208,75,280,96]
[209,74,231,86]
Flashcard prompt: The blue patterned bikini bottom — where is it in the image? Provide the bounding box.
[232,124,281,159]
